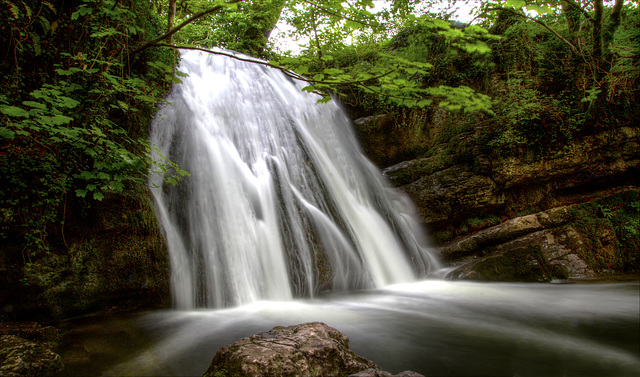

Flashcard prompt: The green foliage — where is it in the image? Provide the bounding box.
[568,190,640,272]
[269,9,498,114]
[487,71,579,156]
[0,0,177,255]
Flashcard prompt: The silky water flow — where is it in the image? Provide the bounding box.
[66,50,640,377]
[149,49,438,309]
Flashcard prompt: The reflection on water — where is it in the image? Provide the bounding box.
[63,280,640,377]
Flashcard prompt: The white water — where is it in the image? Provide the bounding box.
[94,281,639,377]
[149,50,438,309]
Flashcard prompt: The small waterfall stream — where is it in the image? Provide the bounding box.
[149,50,438,309]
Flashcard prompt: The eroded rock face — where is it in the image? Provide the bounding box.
[383,127,639,227]
[396,165,504,225]
[440,206,597,282]
[0,335,63,377]
[203,322,424,377]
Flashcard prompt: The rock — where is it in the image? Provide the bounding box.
[204,322,423,377]
[438,209,565,261]
[0,335,64,377]
[380,127,639,229]
[444,224,596,282]
[397,165,504,225]
[491,127,640,189]
[350,369,425,377]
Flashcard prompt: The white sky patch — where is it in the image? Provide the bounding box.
[270,0,479,55]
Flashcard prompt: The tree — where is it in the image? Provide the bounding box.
[479,0,630,123]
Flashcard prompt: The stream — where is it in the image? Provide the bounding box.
[61,279,639,377]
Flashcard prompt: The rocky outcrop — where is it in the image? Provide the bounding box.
[1,189,170,320]
[383,127,640,228]
[0,323,63,377]
[204,322,424,377]
[438,205,604,281]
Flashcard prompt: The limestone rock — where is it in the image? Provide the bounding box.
[444,224,595,282]
[350,369,425,377]
[203,322,379,377]
[0,335,63,377]
[397,165,504,225]
[491,127,640,189]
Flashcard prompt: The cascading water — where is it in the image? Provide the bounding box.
[149,49,438,310]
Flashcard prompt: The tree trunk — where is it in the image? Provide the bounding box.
[168,0,177,44]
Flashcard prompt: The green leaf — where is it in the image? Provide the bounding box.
[0,129,15,139]
[93,191,105,201]
[22,101,47,110]
[0,106,30,118]
[71,5,92,20]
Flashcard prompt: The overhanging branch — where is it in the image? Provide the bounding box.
[149,44,398,89]
[132,0,244,56]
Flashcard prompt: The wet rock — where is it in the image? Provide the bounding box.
[0,334,63,377]
[438,208,568,261]
[204,322,422,377]
[382,127,639,227]
[491,127,640,190]
[397,165,504,225]
[443,221,596,281]
[350,369,425,377]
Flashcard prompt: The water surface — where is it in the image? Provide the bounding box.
[62,280,639,377]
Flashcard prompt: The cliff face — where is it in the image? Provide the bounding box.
[354,114,640,280]
[0,188,170,321]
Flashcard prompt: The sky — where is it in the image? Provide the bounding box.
[270,0,479,54]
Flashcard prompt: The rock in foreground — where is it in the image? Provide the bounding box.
[203,322,424,377]
[0,335,63,377]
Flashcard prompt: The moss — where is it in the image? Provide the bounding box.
[471,245,565,282]
[15,185,170,319]
[567,189,640,273]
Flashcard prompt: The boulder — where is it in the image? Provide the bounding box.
[395,165,504,225]
[0,335,63,377]
[440,206,598,282]
[203,322,424,377]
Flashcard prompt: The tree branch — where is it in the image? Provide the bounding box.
[486,7,578,54]
[303,0,378,28]
[132,0,244,56]
[148,44,398,88]
[562,0,593,22]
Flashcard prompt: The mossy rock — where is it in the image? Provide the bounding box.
[448,245,567,282]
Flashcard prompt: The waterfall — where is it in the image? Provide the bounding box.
[149,50,439,309]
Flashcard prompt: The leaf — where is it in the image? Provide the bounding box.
[45,115,74,125]
[22,101,47,110]
[0,106,30,118]
[43,1,56,13]
[90,28,121,38]
[8,3,20,18]
[93,191,105,201]
[0,129,15,139]
[71,5,92,20]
